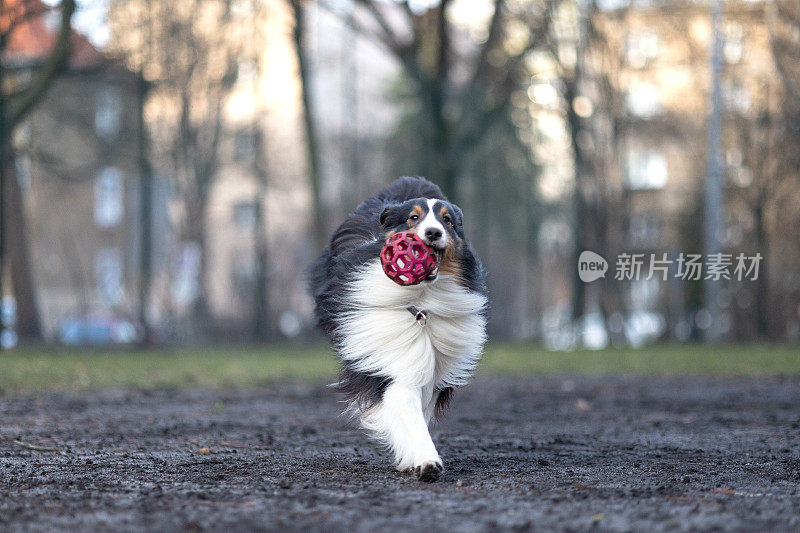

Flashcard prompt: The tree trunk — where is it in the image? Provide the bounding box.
[289,0,326,249]
[253,195,271,341]
[566,77,586,322]
[0,0,77,343]
[753,202,769,339]
[137,72,153,346]
[184,196,213,336]
[430,94,456,202]
[3,143,43,340]
[0,85,6,346]
[428,76,454,200]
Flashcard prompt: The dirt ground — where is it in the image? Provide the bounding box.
[1,374,799,532]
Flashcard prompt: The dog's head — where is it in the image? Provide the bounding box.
[379,198,465,281]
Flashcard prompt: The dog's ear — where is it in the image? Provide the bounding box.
[451,204,464,227]
[380,205,397,227]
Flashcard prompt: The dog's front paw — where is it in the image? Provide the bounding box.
[414,460,443,483]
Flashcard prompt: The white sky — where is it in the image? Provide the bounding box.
[43,0,111,48]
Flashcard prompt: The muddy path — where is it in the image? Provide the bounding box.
[1,374,799,532]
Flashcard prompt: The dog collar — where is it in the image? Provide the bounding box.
[407,306,428,327]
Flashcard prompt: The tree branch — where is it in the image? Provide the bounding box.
[9,0,77,125]
[454,5,551,149]
[455,99,509,156]
[436,0,452,82]
[354,0,409,59]
[468,0,505,89]
[319,1,386,49]
[768,35,800,102]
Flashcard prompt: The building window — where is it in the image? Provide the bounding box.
[626,148,667,190]
[730,166,753,188]
[231,253,256,303]
[628,213,661,247]
[236,60,258,87]
[629,278,661,311]
[12,123,32,190]
[15,155,32,192]
[597,0,631,10]
[234,130,256,163]
[172,242,202,307]
[233,201,258,231]
[44,9,60,31]
[95,88,122,140]
[95,248,124,305]
[724,22,744,64]
[723,81,750,114]
[626,81,660,118]
[231,0,254,16]
[626,30,659,68]
[94,167,124,228]
[725,147,743,168]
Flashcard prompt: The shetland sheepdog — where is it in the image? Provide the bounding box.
[310,176,487,482]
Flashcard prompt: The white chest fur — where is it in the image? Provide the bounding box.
[336,259,487,389]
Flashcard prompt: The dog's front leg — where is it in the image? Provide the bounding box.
[364,381,443,482]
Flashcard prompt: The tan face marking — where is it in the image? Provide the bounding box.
[407,205,424,227]
[438,239,461,277]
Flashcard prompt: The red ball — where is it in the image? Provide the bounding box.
[380,232,439,286]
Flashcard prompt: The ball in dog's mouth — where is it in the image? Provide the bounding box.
[381,232,440,286]
[425,248,443,281]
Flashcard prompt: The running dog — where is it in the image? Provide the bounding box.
[310,176,487,482]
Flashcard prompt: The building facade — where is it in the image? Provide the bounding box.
[4,1,149,341]
[569,0,791,342]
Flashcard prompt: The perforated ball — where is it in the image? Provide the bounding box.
[380,231,439,286]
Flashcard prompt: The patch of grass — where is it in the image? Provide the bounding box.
[482,344,800,376]
[0,343,797,395]
[0,345,338,395]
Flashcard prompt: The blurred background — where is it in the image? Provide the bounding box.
[1,0,799,351]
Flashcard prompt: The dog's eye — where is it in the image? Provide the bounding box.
[443,215,452,225]
[409,215,419,221]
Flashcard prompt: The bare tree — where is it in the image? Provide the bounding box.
[110,0,241,331]
[311,0,566,339]
[729,105,785,339]
[0,0,76,341]
[738,0,800,338]
[769,0,800,103]
[321,0,553,203]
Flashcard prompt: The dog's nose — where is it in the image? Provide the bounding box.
[425,228,443,241]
